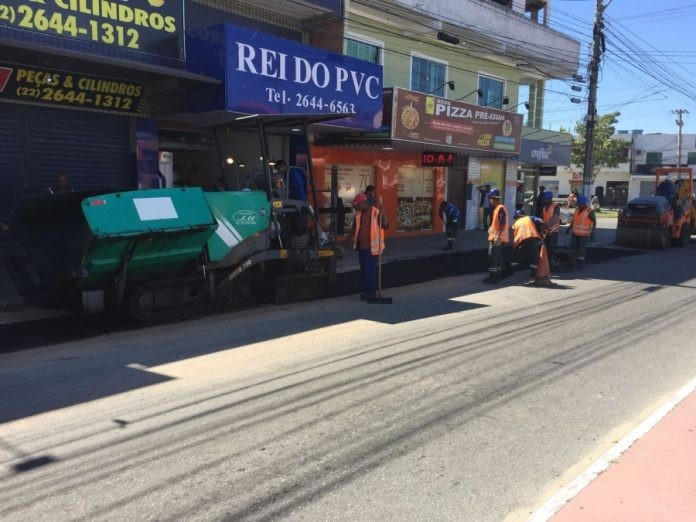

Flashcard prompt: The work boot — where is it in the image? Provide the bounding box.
[482,273,500,284]
[442,243,453,251]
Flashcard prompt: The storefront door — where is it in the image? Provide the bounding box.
[447,167,468,227]
[480,160,505,197]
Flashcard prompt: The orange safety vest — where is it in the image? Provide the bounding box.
[571,207,592,237]
[543,203,560,233]
[487,204,510,244]
[354,207,385,255]
[512,216,541,248]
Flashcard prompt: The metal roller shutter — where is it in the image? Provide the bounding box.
[0,105,28,220]
[0,104,136,219]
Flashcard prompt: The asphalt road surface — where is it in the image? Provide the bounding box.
[2,245,696,521]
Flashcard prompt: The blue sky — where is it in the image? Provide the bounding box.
[541,0,696,135]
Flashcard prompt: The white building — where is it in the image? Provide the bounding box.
[540,130,696,208]
[630,133,696,200]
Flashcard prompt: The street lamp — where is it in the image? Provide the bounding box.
[456,88,482,101]
[426,80,455,95]
[483,95,509,108]
[507,101,530,111]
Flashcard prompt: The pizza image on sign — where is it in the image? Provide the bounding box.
[401,104,420,130]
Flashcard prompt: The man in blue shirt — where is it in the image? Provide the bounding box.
[276,160,308,201]
[439,200,462,251]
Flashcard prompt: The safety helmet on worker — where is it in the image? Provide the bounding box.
[577,195,589,206]
[352,192,368,206]
[542,190,553,202]
[488,188,501,199]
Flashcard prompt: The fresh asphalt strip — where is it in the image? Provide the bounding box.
[0,247,643,352]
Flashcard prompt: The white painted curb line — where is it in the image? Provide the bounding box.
[528,375,696,521]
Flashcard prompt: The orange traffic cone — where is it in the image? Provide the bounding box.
[535,244,552,285]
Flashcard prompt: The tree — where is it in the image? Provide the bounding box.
[571,111,627,183]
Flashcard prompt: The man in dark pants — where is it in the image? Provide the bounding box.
[483,189,509,284]
[534,185,545,218]
[540,190,560,252]
[439,200,461,251]
[568,195,596,268]
[512,209,546,277]
[353,192,389,300]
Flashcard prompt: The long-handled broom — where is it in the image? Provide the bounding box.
[367,197,393,304]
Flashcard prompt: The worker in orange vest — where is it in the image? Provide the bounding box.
[567,195,596,268]
[483,189,509,284]
[353,192,389,299]
[541,190,561,252]
[512,209,546,277]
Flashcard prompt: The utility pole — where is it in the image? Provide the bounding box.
[582,0,608,200]
[674,109,689,167]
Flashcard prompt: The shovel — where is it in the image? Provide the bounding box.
[367,197,393,304]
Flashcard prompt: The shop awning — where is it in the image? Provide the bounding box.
[0,40,220,85]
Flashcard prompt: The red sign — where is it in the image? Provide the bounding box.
[0,67,12,92]
[391,87,523,154]
[421,150,456,167]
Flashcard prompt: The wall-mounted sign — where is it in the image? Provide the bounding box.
[0,0,182,63]
[0,63,145,114]
[421,150,456,167]
[186,24,383,129]
[391,88,522,154]
[519,138,571,165]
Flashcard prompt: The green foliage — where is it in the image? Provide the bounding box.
[571,111,627,183]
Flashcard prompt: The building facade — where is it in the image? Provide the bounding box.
[543,131,696,210]
[1,0,580,240]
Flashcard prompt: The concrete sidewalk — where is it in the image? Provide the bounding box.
[535,378,696,521]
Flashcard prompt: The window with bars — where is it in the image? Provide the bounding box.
[411,55,447,96]
[478,75,505,108]
[345,38,382,64]
[646,152,662,166]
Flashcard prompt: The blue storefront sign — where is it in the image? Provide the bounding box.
[0,0,184,68]
[519,138,571,165]
[186,24,383,129]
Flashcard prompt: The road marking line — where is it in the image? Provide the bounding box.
[528,375,696,522]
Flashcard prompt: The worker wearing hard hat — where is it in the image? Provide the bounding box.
[483,189,509,284]
[512,208,546,277]
[567,195,596,268]
[541,191,560,253]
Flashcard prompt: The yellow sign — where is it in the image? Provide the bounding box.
[0,0,181,57]
[0,62,146,113]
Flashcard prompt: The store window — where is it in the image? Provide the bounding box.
[324,164,374,230]
[478,75,505,108]
[396,166,434,231]
[479,160,506,197]
[345,36,383,64]
[411,54,447,96]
